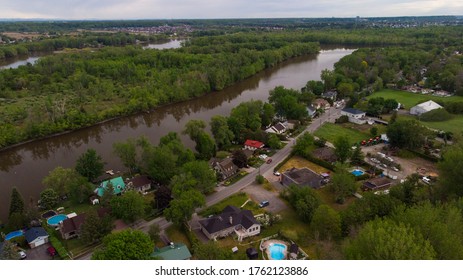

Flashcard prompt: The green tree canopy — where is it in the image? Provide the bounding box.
[210,115,235,150]
[438,144,463,198]
[42,167,91,203]
[75,148,104,182]
[39,188,59,210]
[0,240,19,260]
[345,219,436,260]
[328,163,357,204]
[334,135,352,163]
[80,210,113,245]
[164,189,205,226]
[8,187,24,217]
[110,191,146,223]
[310,205,341,240]
[113,138,139,174]
[181,160,217,194]
[284,185,320,223]
[92,229,153,260]
[292,132,314,158]
[386,119,427,150]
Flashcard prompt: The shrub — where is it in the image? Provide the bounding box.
[420,108,452,122]
[335,115,349,124]
[256,174,265,184]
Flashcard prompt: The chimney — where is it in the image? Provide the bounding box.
[229,216,233,225]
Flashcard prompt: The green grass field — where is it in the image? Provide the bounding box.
[314,123,371,145]
[367,89,463,109]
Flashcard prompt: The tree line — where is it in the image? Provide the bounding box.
[0,33,319,149]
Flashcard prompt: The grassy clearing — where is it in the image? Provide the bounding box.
[316,187,357,212]
[367,89,463,109]
[314,123,370,145]
[165,225,191,248]
[278,155,330,174]
[199,192,249,217]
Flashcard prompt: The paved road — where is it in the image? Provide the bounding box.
[76,106,342,260]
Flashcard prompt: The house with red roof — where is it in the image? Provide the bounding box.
[244,140,264,151]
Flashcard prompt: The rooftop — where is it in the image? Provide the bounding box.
[342,107,365,115]
[97,176,126,197]
[151,243,192,260]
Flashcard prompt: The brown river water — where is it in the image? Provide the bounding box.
[0,46,354,222]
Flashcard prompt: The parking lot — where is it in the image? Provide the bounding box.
[242,181,288,214]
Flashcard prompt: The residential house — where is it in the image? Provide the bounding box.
[312,98,330,110]
[59,208,110,240]
[306,105,317,118]
[321,90,337,101]
[284,120,299,130]
[281,167,325,189]
[410,100,443,116]
[127,175,152,193]
[151,243,192,260]
[24,227,49,248]
[244,139,265,151]
[242,149,254,160]
[199,205,261,242]
[341,108,368,124]
[96,176,126,197]
[210,157,239,180]
[265,122,287,134]
[362,177,392,191]
[59,213,87,240]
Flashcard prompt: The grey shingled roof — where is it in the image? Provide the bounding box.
[199,206,259,234]
[25,227,48,243]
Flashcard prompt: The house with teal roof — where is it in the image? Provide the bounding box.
[96,176,126,197]
[151,243,192,260]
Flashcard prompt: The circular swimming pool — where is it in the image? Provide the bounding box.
[47,214,67,226]
[268,243,286,260]
[5,230,24,241]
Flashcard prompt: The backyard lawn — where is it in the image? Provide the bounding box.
[314,123,370,145]
[367,89,463,109]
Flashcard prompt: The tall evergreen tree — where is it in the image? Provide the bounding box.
[8,187,24,217]
[75,148,104,182]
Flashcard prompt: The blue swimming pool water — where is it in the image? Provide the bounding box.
[47,214,67,226]
[269,243,286,260]
[351,169,364,176]
[5,230,24,240]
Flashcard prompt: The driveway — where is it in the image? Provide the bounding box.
[25,243,53,260]
[242,183,288,214]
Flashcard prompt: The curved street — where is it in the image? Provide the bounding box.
[76,106,342,259]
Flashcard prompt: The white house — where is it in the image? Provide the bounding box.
[265,122,287,134]
[24,227,49,248]
[198,206,261,242]
[410,100,443,116]
[341,108,368,124]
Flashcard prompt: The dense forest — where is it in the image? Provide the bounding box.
[0,32,319,148]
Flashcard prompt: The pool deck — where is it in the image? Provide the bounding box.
[261,239,289,260]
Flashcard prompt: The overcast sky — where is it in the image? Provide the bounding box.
[1,0,462,20]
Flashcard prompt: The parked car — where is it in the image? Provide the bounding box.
[392,167,399,172]
[273,171,281,176]
[47,246,57,257]
[266,158,272,164]
[259,200,270,208]
[18,251,26,260]
[422,177,431,184]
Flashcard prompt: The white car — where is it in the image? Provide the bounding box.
[273,171,281,176]
[18,251,26,260]
[422,177,431,184]
[392,167,399,172]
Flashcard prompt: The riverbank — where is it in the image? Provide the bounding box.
[0,48,354,222]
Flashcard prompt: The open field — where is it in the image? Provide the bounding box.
[367,89,463,109]
[314,123,370,145]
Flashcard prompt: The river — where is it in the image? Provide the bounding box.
[0,46,354,222]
